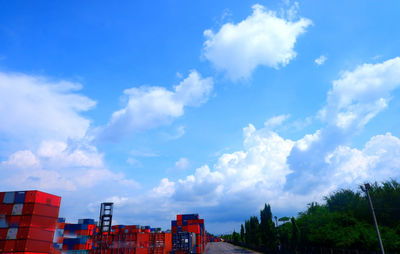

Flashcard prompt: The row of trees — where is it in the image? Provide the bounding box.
[223,180,400,253]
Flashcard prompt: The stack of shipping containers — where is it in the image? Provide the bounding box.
[205,233,221,243]
[1,190,206,254]
[53,218,66,251]
[56,219,96,252]
[89,225,172,254]
[54,223,172,253]
[171,214,206,254]
[0,190,61,253]
[149,229,172,254]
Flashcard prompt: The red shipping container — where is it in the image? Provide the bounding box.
[0,240,4,251]
[0,204,13,215]
[55,222,65,229]
[74,243,87,250]
[24,252,50,254]
[24,191,61,207]
[137,233,149,243]
[8,214,22,225]
[0,192,4,204]
[15,239,52,252]
[187,225,200,234]
[0,228,8,239]
[3,239,17,251]
[20,215,57,231]
[187,219,204,225]
[22,203,60,218]
[177,215,182,221]
[17,227,55,241]
[135,248,148,254]
[86,240,93,250]
[75,229,89,235]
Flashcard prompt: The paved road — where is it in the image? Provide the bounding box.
[205,242,260,254]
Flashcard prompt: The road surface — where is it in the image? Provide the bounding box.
[205,242,261,254]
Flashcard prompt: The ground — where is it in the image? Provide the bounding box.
[205,242,261,254]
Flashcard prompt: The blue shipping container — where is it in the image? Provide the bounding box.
[14,191,25,203]
[3,192,15,204]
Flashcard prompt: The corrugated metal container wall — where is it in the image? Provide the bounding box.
[0,190,61,253]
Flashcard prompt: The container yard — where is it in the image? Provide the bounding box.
[0,190,211,254]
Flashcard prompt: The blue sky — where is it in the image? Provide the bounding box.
[1,0,400,234]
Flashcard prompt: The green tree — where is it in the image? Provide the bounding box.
[232,230,240,245]
[240,224,245,243]
[279,216,290,223]
[260,203,278,251]
[277,222,291,253]
[245,216,260,248]
[290,217,300,252]
[244,219,250,245]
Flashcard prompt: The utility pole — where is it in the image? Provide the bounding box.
[361,183,385,254]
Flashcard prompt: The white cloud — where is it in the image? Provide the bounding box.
[2,150,41,169]
[37,140,103,168]
[322,57,400,129]
[0,140,138,191]
[175,157,190,170]
[328,133,400,184]
[152,178,176,198]
[146,125,400,233]
[203,4,311,80]
[287,57,400,193]
[264,114,290,129]
[163,125,186,140]
[315,55,327,65]
[147,123,296,221]
[100,70,213,140]
[0,72,96,142]
[0,71,139,219]
[125,58,400,233]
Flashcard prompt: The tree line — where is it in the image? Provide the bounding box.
[222,180,400,253]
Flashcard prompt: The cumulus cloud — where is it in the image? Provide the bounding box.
[100,70,213,140]
[203,4,311,80]
[321,57,400,129]
[0,72,96,142]
[0,71,139,222]
[264,114,290,129]
[175,157,190,170]
[122,57,400,233]
[146,127,400,233]
[287,57,400,192]
[0,140,138,191]
[315,55,327,65]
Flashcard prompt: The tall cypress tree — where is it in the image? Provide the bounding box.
[248,216,260,247]
[240,224,245,243]
[244,219,250,245]
[291,216,300,252]
[260,203,278,250]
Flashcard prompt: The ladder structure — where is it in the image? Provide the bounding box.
[99,202,113,234]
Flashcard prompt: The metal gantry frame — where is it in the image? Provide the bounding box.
[99,202,113,234]
[99,202,114,253]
